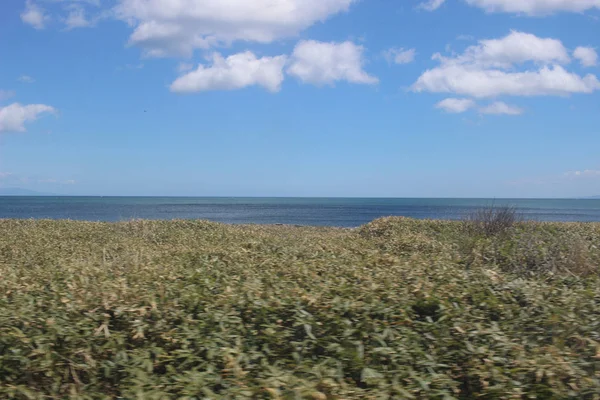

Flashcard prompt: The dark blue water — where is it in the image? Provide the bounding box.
[1,197,600,227]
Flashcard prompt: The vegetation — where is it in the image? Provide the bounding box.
[1,217,599,399]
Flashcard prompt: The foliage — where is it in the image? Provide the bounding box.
[1,218,599,399]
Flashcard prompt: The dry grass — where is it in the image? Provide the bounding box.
[1,218,599,399]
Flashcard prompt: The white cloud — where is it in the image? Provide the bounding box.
[64,6,93,29]
[0,103,56,133]
[574,47,598,67]
[21,1,49,29]
[443,30,570,69]
[419,0,447,11]
[465,0,600,15]
[412,31,600,98]
[18,75,35,84]
[288,40,378,85]
[170,52,287,93]
[479,101,523,115]
[0,90,15,101]
[0,172,13,179]
[435,98,476,113]
[115,0,355,57]
[414,64,600,98]
[384,48,416,65]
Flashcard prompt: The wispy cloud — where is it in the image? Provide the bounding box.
[0,90,15,101]
[509,168,600,187]
[507,177,547,186]
[1,173,76,185]
[18,75,35,84]
[479,101,523,115]
[21,0,49,30]
[418,0,446,11]
[457,34,475,41]
[564,170,600,179]
[383,48,416,65]
[177,62,194,73]
[117,63,145,71]
[38,178,77,185]
[464,0,600,16]
[63,6,94,30]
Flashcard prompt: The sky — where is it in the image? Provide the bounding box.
[0,0,599,198]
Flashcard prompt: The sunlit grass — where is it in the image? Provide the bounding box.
[1,218,599,399]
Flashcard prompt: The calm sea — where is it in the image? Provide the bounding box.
[1,197,600,227]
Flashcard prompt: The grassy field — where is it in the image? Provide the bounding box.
[1,217,600,399]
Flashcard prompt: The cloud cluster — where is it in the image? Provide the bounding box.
[0,103,56,133]
[115,0,355,57]
[19,2,377,93]
[17,0,599,119]
[413,31,600,114]
[171,41,377,93]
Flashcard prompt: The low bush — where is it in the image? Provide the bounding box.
[462,205,521,237]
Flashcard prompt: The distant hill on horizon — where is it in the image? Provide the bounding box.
[0,188,54,196]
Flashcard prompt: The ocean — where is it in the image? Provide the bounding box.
[1,197,600,227]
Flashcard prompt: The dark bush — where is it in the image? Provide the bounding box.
[463,205,521,237]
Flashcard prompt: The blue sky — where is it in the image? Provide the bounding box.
[1,0,599,197]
